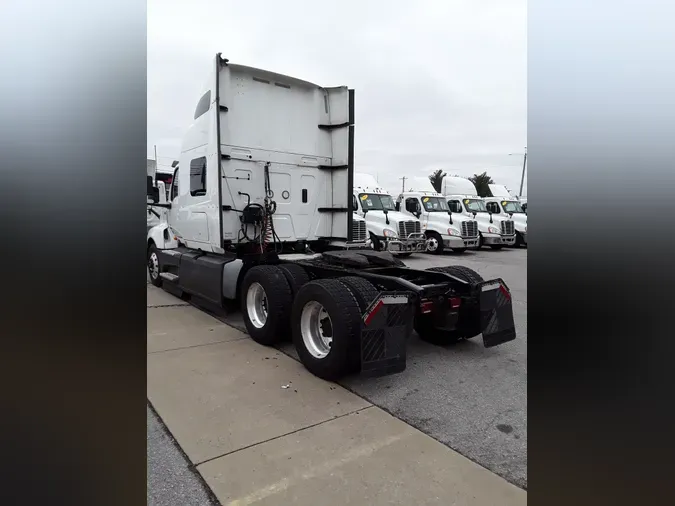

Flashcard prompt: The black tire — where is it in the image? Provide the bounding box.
[370,233,384,252]
[425,231,445,255]
[240,265,293,346]
[478,233,484,249]
[292,279,362,380]
[423,265,484,340]
[147,243,162,287]
[427,265,484,285]
[451,248,466,254]
[277,263,311,297]
[515,232,525,247]
[337,276,379,312]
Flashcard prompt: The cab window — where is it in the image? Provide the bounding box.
[405,198,419,213]
[448,200,462,213]
[486,202,501,214]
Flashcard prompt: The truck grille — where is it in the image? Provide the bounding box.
[352,220,367,242]
[461,220,478,238]
[398,220,421,238]
[500,220,515,235]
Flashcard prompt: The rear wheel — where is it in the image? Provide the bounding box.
[423,265,484,340]
[277,263,311,297]
[292,279,362,380]
[338,276,378,312]
[147,243,162,287]
[425,232,445,254]
[241,265,293,346]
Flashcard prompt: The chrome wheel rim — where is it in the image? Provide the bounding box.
[300,301,333,359]
[246,282,268,328]
[148,252,159,279]
[427,237,438,252]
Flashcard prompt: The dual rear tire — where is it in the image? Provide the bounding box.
[240,265,379,380]
[414,265,484,345]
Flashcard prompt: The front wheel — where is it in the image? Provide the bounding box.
[147,243,162,287]
[370,233,384,252]
[515,232,525,247]
[425,232,445,255]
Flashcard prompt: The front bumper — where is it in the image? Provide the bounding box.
[384,233,427,253]
[482,233,516,246]
[442,235,480,249]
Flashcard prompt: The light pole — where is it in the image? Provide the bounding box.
[509,148,527,197]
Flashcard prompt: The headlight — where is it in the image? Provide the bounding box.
[447,228,461,236]
[383,228,398,238]
[487,226,500,234]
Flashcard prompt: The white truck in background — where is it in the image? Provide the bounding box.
[442,176,517,250]
[486,184,527,247]
[352,173,425,257]
[145,54,517,380]
[395,177,479,254]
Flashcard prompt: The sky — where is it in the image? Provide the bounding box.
[148,0,527,196]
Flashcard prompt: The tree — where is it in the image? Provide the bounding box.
[428,169,447,193]
[469,172,494,197]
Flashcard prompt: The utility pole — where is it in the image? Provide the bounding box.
[509,147,527,197]
[519,150,527,197]
[153,145,158,184]
[399,176,407,193]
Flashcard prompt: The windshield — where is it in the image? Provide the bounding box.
[463,199,488,213]
[500,201,525,213]
[421,196,449,212]
[359,193,396,211]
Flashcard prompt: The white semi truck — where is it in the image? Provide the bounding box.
[394,177,479,254]
[442,177,517,249]
[352,173,426,257]
[486,184,527,246]
[146,54,516,380]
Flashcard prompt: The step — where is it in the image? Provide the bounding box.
[160,272,179,282]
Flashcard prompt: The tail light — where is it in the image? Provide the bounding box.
[420,300,434,314]
[449,297,461,309]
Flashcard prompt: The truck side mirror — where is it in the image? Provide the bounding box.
[147,176,159,203]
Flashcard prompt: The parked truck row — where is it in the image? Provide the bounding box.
[146,54,516,381]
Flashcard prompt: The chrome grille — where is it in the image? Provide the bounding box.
[398,220,421,238]
[461,220,478,238]
[500,220,515,235]
[352,220,367,241]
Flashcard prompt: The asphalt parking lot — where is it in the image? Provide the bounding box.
[347,247,527,488]
[148,246,527,494]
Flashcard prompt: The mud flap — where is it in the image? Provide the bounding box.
[359,292,414,377]
[477,279,517,348]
